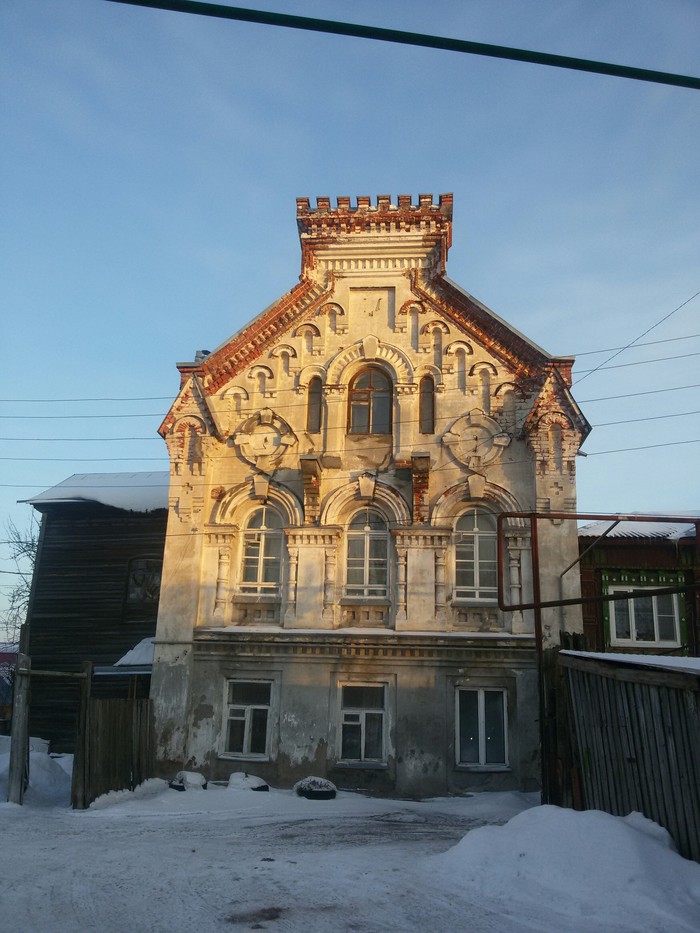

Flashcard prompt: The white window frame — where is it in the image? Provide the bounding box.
[608,585,681,647]
[345,508,389,600]
[239,506,284,596]
[338,682,387,763]
[222,679,273,759]
[453,508,498,603]
[455,687,508,769]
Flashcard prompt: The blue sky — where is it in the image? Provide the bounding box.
[1,0,699,613]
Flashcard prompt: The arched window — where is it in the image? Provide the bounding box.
[454,508,498,601]
[419,375,435,434]
[307,376,322,434]
[346,508,389,598]
[240,507,284,595]
[348,367,392,435]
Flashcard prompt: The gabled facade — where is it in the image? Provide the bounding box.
[152,194,590,795]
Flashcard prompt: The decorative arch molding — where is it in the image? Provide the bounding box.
[398,299,427,316]
[247,364,274,381]
[316,300,347,328]
[532,410,574,431]
[297,364,328,391]
[414,363,444,386]
[494,381,526,399]
[444,340,474,357]
[220,385,249,402]
[269,344,298,361]
[320,478,411,527]
[419,319,450,336]
[292,322,321,338]
[168,414,207,437]
[326,338,413,385]
[211,479,303,527]
[469,361,499,377]
[431,481,525,528]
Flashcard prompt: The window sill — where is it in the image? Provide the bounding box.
[609,641,681,649]
[218,753,270,762]
[233,593,281,604]
[450,599,499,608]
[340,597,389,606]
[334,760,388,770]
[455,764,511,773]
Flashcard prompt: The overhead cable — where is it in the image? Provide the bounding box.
[102,0,700,90]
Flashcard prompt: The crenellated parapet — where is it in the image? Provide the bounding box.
[296,194,453,275]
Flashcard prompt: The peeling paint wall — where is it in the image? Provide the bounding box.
[152,194,588,795]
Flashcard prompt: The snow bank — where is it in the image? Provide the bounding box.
[430,804,700,931]
[0,748,72,807]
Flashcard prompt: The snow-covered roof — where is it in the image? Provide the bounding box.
[22,472,169,513]
[561,650,700,677]
[578,515,698,542]
[114,637,155,667]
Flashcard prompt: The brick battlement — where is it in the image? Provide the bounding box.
[296,194,453,267]
[297,193,452,223]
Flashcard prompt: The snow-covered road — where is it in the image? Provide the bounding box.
[2,750,700,932]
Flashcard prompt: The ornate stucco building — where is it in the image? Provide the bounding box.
[151,193,590,796]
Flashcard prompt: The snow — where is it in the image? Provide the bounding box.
[578,516,698,541]
[114,636,155,667]
[23,471,169,513]
[562,650,700,676]
[1,743,699,931]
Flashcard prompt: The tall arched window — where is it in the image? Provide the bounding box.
[307,376,323,434]
[419,375,435,434]
[348,367,392,435]
[346,508,389,598]
[454,508,498,601]
[240,506,284,594]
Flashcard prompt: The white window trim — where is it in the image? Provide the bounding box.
[608,585,681,647]
[455,687,509,770]
[221,678,274,761]
[337,681,388,765]
[345,512,390,600]
[453,511,498,604]
[238,507,284,597]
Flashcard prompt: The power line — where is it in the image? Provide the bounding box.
[579,383,700,404]
[3,404,700,457]
[574,333,700,357]
[1,437,698,490]
[593,410,700,428]
[574,351,700,374]
[1,346,699,423]
[573,290,700,385]
[102,0,700,90]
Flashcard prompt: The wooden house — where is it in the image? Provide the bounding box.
[578,517,699,656]
[21,473,168,751]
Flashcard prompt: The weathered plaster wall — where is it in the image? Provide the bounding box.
[152,194,589,795]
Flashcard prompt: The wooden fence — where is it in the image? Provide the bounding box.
[560,653,700,862]
[72,698,155,809]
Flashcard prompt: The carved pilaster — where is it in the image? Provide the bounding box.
[285,546,299,623]
[323,547,337,623]
[435,549,446,625]
[214,547,230,619]
[396,547,407,623]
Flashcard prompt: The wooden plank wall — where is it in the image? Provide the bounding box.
[26,502,167,751]
[73,698,155,809]
[562,656,700,862]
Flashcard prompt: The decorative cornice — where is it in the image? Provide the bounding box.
[410,272,550,384]
[192,629,537,665]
